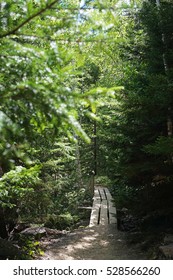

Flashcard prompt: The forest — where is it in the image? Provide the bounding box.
[0,0,173,260]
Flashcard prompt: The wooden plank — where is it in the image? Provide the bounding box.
[94,187,101,200]
[109,201,117,224]
[89,200,100,227]
[109,201,117,214]
[89,185,117,226]
[99,200,108,225]
[104,188,117,224]
[104,188,112,201]
[78,206,92,210]
[98,187,106,200]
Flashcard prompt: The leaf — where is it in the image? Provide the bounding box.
[27,0,33,16]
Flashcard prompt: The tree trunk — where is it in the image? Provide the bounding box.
[93,120,97,176]
[156,0,173,137]
[75,141,84,188]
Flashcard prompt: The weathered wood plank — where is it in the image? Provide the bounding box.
[109,201,117,224]
[97,187,106,200]
[104,188,112,201]
[89,185,117,226]
[94,187,101,200]
[100,200,108,225]
[89,200,100,227]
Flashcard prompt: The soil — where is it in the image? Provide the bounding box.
[38,224,147,260]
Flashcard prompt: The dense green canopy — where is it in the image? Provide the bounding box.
[1,0,173,254]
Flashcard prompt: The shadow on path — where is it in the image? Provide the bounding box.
[40,225,146,260]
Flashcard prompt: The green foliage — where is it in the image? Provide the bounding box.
[17,235,43,259]
[0,0,119,241]
[89,0,173,232]
[0,165,41,208]
[95,176,112,187]
[144,136,173,156]
[1,0,173,249]
[45,213,79,230]
[111,184,138,210]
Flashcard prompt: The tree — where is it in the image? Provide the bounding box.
[94,0,173,228]
[0,0,120,240]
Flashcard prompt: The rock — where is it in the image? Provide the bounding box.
[44,228,66,237]
[20,227,47,238]
[158,234,173,259]
[122,207,128,212]
[20,226,66,239]
[159,244,173,259]
[164,234,173,245]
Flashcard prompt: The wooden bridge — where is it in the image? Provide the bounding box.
[89,186,117,227]
[40,185,147,259]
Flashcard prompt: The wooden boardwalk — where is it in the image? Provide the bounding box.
[40,187,146,260]
[89,186,117,227]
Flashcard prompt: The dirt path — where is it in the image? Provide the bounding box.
[39,186,146,260]
[39,225,146,260]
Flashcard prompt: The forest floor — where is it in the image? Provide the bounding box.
[37,185,147,260]
[38,224,147,260]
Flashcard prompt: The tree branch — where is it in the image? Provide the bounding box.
[0,0,59,39]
